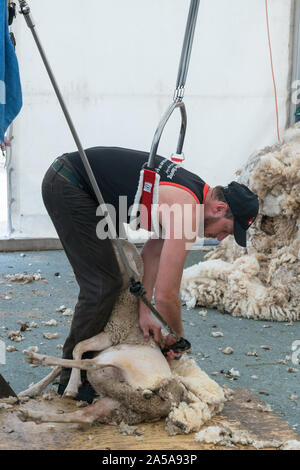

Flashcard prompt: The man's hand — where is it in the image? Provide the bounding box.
[139,311,163,344]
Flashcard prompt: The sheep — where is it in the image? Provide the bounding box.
[17,240,225,435]
[181,123,300,322]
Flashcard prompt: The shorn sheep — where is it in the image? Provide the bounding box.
[18,240,225,435]
[181,124,300,322]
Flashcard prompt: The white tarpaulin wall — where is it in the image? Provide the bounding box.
[8,0,293,238]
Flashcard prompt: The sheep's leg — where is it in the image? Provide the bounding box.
[64,332,112,399]
[18,366,61,399]
[24,350,119,373]
[24,350,100,370]
[17,396,119,425]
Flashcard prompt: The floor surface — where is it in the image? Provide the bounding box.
[0,249,299,436]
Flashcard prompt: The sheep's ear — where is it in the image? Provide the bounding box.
[133,251,144,279]
[115,240,144,279]
[126,249,143,279]
[128,254,140,277]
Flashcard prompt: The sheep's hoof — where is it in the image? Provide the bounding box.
[17,408,30,422]
[63,390,77,399]
[23,350,34,363]
[17,408,42,424]
[23,350,42,365]
[142,390,154,399]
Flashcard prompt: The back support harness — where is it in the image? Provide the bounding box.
[17,0,200,354]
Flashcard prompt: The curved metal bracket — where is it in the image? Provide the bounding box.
[147,101,187,169]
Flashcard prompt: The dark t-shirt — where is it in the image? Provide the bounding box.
[65,146,209,229]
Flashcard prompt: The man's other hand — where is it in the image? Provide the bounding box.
[139,312,162,344]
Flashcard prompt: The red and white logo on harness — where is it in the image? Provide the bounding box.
[248,217,255,226]
[143,182,153,193]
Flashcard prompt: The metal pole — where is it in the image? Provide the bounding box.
[5,123,14,236]
[175,0,201,94]
[288,0,300,126]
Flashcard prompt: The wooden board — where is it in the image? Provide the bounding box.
[0,389,299,450]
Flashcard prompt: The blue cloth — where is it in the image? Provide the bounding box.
[174,355,182,361]
[0,0,22,142]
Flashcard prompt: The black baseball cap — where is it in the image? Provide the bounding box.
[222,182,259,247]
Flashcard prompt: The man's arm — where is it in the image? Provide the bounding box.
[153,197,198,338]
[154,237,189,337]
[139,237,192,342]
[139,196,198,349]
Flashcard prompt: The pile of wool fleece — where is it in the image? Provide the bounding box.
[166,355,226,435]
[194,425,300,450]
[181,124,300,321]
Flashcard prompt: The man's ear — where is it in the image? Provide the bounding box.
[212,201,228,217]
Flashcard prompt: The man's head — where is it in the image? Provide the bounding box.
[204,182,259,247]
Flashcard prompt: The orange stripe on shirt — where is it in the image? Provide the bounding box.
[159,182,201,205]
[159,182,210,205]
[203,183,210,203]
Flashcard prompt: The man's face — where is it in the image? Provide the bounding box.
[204,216,234,242]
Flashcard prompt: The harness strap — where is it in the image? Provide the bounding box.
[140,168,157,230]
[130,167,160,233]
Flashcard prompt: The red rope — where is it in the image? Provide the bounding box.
[265,0,281,142]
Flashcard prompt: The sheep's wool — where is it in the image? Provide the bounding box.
[194,425,300,450]
[166,355,225,435]
[181,124,300,321]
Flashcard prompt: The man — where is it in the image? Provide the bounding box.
[42,147,259,401]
